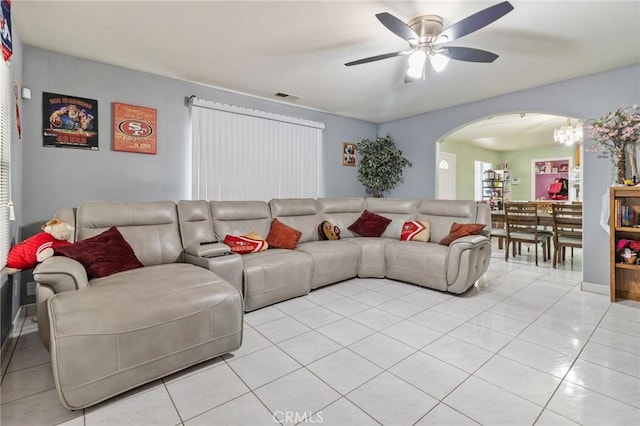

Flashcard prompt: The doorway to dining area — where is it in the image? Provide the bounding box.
[436,112,584,270]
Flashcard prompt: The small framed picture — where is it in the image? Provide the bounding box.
[342,142,357,167]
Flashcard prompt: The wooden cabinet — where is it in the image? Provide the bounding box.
[610,186,640,302]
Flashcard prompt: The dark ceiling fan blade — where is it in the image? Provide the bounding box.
[444,46,499,63]
[345,51,403,66]
[438,1,514,42]
[375,12,419,42]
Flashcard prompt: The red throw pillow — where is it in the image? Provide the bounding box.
[266,219,302,249]
[223,232,268,254]
[54,226,144,278]
[347,210,392,237]
[439,223,486,246]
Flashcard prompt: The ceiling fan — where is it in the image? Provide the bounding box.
[345,1,514,82]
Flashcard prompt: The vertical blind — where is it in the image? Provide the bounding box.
[0,61,11,268]
[190,97,324,201]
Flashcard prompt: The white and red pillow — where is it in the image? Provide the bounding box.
[223,231,268,254]
[400,220,430,242]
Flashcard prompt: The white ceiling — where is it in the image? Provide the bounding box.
[13,1,640,127]
[445,112,579,151]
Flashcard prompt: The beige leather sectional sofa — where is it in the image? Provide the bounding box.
[33,197,491,410]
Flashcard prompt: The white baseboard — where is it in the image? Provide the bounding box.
[581,281,610,296]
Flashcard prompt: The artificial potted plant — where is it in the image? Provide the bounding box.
[357,135,412,197]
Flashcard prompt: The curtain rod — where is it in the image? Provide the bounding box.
[188,96,325,130]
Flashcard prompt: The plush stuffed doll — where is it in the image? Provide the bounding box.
[6,219,74,274]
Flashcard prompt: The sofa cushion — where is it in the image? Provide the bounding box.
[269,199,320,243]
[223,232,268,254]
[210,201,272,241]
[317,198,365,238]
[439,223,486,246]
[297,240,358,288]
[49,263,243,409]
[401,220,430,242]
[55,226,143,278]
[418,200,478,243]
[76,201,183,266]
[266,219,302,249]
[318,221,341,240]
[348,210,392,237]
[345,237,389,278]
[365,198,418,239]
[241,249,312,310]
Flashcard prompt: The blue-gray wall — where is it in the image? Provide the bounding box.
[379,64,640,289]
[20,46,376,229]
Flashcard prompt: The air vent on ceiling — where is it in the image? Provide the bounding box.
[274,92,301,100]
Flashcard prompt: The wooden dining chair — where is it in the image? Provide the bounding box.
[490,218,507,250]
[504,202,553,266]
[551,203,583,268]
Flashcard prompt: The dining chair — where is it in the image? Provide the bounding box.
[504,202,553,266]
[490,218,507,250]
[551,203,583,268]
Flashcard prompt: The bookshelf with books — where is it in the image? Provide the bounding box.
[610,186,640,302]
[482,169,510,211]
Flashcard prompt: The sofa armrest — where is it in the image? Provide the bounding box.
[448,234,488,248]
[33,256,89,294]
[184,247,243,296]
[184,243,231,258]
[446,235,492,293]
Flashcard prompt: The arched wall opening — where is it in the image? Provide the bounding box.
[435,112,583,204]
[376,64,639,291]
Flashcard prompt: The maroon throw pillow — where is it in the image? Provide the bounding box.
[439,222,486,246]
[266,219,302,250]
[347,210,392,237]
[55,226,144,278]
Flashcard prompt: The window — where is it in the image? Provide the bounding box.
[474,160,492,201]
[189,98,324,201]
[0,61,10,268]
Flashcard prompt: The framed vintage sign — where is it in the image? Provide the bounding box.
[43,92,98,150]
[342,142,357,167]
[112,102,157,154]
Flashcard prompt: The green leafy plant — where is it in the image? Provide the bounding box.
[357,135,412,197]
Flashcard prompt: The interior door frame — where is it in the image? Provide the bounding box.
[438,151,457,200]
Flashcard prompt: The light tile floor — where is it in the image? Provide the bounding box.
[2,243,640,426]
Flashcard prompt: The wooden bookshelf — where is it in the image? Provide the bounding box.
[610,186,640,302]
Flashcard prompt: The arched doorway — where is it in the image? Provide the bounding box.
[437,112,583,204]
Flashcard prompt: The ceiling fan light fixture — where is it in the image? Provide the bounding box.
[407,50,426,79]
[430,52,449,72]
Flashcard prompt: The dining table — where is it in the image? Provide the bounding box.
[490,210,555,227]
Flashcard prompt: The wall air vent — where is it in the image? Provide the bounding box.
[274,92,301,100]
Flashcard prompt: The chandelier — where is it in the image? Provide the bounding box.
[554,118,583,146]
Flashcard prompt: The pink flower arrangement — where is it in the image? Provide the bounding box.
[588,105,640,152]
[616,239,640,251]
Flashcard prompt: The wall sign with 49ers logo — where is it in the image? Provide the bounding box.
[112,102,157,154]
